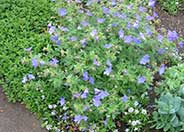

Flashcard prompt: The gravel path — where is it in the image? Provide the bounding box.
[0,87,47,132]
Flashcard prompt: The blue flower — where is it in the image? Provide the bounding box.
[104,67,112,76]
[106,59,112,67]
[93,58,100,66]
[133,37,141,44]
[81,89,89,99]
[124,35,133,44]
[74,115,88,124]
[27,74,35,80]
[179,41,183,48]
[97,18,105,23]
[22,76,28,83]
[118,28,124,39]
[137,76,146,84]
[50,35,60,45]
[83,71,89,81]
[32,58,38,68]
[69,36,77,42]
[102,7,110,14]
[122,95,128,102]
[104,44,112,49]
[167,30,178,41]
[157,48,165,55]
[58,8,67,16]
[89,76,95,85]
[90,29,97,38]
[159,64,166,75]
[148,0,156,8]
[81,20,89,27]
[59,97,65,106]
[50,58,59,66]
[60,26,69,32]
[93,97,102,107]
[80,39,87,48]
[139,6,146,12]
[157,34,163,43]
[140,54,150,65]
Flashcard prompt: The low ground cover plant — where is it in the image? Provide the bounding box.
[0,0,55,101]
[158,0,184,15]
[0,0,184,131]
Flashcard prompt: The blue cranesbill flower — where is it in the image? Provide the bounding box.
[137,76,146,84]
[93,58,100,66]
[74,115,88,124]
[122,95,128,102]
[83,71,89,81]
[104,67,112,76]
[81,20,89,27]
[50,35,60,45]
[106,59,112,67]
[139,6,146,12]
[80,39,87,48]
[97,18,105,23]
[159,64,166,75]
[157,48,165,55]
[93,88,109,107]
[50,58,59,66]
[179,41,183,48]
[27,74,35,80]
[89,76,95,85]
[124,35,133,44]
[118,28,124,39]
[167,30,178,41]
[60,97,65,106]
[102,7,110,14]
[93,96,102,107]
[81,89,89,99]
[157,34,163,43]
[58,8,67,16]
[32,58,38,68]
[148,0,156,8]
[104,44,112,49]
[22,76,28,83]
[140,54,150,65]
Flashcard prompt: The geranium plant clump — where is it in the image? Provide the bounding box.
[20,0,181,131]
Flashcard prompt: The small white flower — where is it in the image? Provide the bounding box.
[46,124,52,130]
[125,128,129,132]
[136,120,141,125]
[53,104,57,108]
[131,121,137,126]
[51,111,56,116]
[41,95,45,100]
[128,107,134,113]
[134,101,139,107]
[134,127,138,131]
[134,109,139,114]
[48,105,53,109]
[141,109,147,115]
[124,112,128,115]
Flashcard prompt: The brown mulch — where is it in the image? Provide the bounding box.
[155,4,184,38]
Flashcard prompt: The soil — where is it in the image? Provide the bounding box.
[155,4,184,38]
[0,87,47,132]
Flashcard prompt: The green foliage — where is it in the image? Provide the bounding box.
[158,0,184,15]
[0,0,55,102]
[152,93,184,131]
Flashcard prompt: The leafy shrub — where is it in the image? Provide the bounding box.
[20,0,179,131]
[158,0,184,15]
